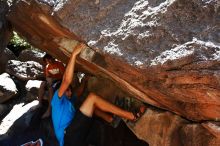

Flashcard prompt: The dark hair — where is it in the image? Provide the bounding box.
[43,54,53,62]
[52,81,73,92]
[52,81,62,91]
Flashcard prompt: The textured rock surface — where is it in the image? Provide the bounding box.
[0,73,18,103]
[53,0,220,121]
[128,107,220,146]
[6,60,43,81]
[0,48,16,74]
[180,122,220,146]
[18,49,45,65]
[25,80,42,102]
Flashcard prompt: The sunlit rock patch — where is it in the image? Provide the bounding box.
[0,100,39,135]
[151,38,220,66]
[0,73,17,103]
[25,80,42,102]
[6,60,43,81]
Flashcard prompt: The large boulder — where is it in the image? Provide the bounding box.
[0,48,17,74]
[6,60,43,81]
[0,73,18,103]
[7,0,220,121]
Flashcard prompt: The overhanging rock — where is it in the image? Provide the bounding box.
[6,0,220,123]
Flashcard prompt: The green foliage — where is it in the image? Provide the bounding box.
[7,31,40,56]
[8,31,31,49]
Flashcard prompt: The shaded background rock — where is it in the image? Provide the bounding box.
[18,49,45,65]
[88,76,128,102]
[88,76,145,111]
[0,1,12,54]
[0,48,17,74]
[0,104,10,121]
